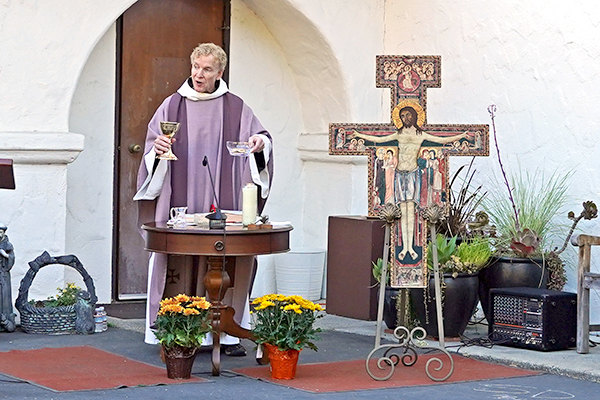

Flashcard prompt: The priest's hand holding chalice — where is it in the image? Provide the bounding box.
[155,121,181,160]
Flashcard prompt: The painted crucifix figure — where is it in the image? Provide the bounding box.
[329,55,489,288]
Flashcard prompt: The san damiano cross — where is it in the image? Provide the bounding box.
[329,55,489,288]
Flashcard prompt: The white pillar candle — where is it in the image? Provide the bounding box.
[242,183,258,226]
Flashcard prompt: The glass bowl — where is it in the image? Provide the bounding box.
[226,141,251,157]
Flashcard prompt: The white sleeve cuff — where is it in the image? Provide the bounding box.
[249,134,271,198]
[133,150,168,200]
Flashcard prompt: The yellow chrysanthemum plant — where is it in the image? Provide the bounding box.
[250,294,324,352]
[153,294,213,350]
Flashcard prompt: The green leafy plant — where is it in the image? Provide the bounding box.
[455,236,493,268]
[153,294,212,349]
[427,234,492,277]
[251,294,323,351]
[372,258,391,286]
[419,235,492,329]
[30,282,81,308]
[427,235,458,269]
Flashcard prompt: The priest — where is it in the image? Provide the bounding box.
[134,43,273,356]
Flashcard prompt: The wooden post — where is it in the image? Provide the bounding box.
[573,234,600,354]
[577,243,590,353]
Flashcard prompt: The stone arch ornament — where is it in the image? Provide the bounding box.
[15,251,97,334]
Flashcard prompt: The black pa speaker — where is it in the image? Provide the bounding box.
[489,287,577,351]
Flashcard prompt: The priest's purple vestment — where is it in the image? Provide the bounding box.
[134,79,273,344]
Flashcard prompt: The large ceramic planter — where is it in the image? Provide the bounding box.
[265,343,301,380]
[478,256,548,323]
[383,287,400,330]
[410,273,479,338]
[162,345,198,379]
[383,287,413,330]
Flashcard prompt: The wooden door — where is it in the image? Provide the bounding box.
[115,0,229,300]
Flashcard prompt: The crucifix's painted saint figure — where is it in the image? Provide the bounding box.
[330,55,489,288]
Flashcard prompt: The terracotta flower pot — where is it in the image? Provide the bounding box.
[162,345,198,379]
[264,343,301,380]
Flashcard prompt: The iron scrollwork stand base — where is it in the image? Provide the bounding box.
[366,326,454,381]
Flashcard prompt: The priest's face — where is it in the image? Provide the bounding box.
[191,55,224,93]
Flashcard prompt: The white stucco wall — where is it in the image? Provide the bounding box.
[2,0,600,318]
[0,1,134,306]
[0,0,135,131]
[234,0,385,294]
[66,25,117,303]
[230,0,306,295]
[383,0,600,296]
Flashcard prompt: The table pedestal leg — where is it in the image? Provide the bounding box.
[204,256,265,375]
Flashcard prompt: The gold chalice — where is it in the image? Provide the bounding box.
[157,121,181,161]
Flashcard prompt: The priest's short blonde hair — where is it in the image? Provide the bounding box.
[190,43,227,71]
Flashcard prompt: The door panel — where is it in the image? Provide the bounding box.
[116,0,228,299]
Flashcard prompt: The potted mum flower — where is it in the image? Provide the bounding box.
[251,294,323,379]
[153,294,212,379]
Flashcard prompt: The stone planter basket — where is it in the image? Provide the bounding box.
[15,251,97,334]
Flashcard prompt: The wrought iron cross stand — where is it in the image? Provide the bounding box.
[366,203,454,382]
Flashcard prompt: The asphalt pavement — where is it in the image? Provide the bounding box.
[0,313,599,399]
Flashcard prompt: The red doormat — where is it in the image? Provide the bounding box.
[233,354,539,393]
[0,346,207,392]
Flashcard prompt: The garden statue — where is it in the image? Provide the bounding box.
[74,290,95,335]
[0,224,16,332]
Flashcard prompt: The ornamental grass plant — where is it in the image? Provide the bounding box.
[153,294,212,350]
[483,167,572,256]
[483,105,597,290]
[485,105,572,258]
[437,157,487,239]
[251,294,323,351]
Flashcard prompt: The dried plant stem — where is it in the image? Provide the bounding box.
[555,201,598,255]
[555,215,582,256]
[488,105,520,231]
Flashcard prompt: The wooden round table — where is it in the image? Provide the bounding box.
[142,222,292,375]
